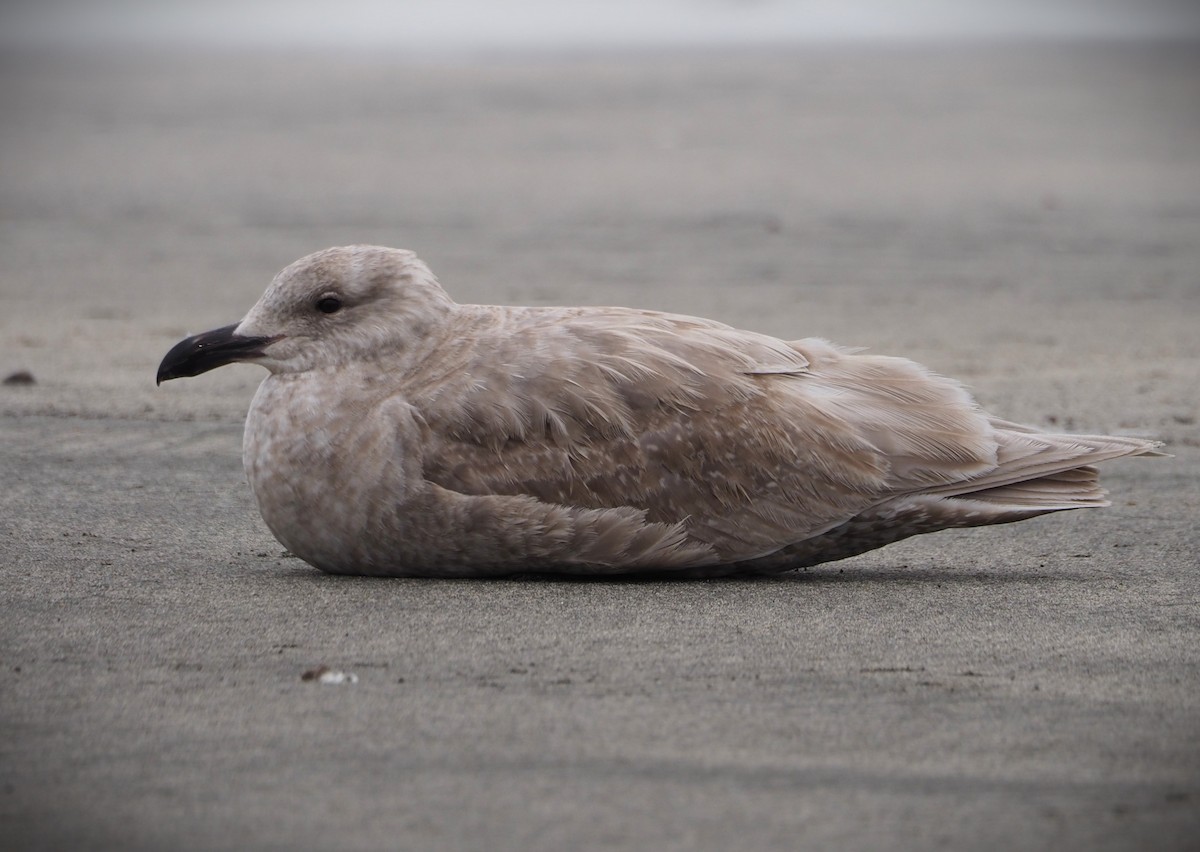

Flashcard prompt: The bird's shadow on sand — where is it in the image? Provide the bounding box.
[271,560,1092,587]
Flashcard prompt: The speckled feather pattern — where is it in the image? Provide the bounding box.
[223,245,1160,577]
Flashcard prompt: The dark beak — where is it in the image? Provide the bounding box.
[156,324,278,385]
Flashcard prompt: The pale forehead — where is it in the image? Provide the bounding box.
[263,246,425,305]
[278,245,417,284]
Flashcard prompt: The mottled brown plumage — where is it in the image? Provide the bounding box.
[157,245,1161,577]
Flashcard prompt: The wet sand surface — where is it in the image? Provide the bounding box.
[2,42,1198,850]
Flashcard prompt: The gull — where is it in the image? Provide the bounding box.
[157,245,1160,577]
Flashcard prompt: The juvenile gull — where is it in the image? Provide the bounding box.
[157,245,1161,577]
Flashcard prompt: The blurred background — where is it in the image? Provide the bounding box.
[1,0,1198,436]
[4,0,1200,48]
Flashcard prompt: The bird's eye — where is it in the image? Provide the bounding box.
[315,296,342,314]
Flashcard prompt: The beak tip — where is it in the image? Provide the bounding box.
[156,324,272,384]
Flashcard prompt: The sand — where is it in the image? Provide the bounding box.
[1,42,1198,850]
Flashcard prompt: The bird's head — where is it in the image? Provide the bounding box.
[156,245,455,384]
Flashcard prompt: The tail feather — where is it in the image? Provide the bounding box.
[963,468,1108,511]
[921,421,1162,514]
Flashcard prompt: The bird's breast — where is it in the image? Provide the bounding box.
[241,373,415,570]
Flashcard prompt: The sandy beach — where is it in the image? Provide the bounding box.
[2,42,1198,850]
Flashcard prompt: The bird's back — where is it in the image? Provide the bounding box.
[385,302,1157,574]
